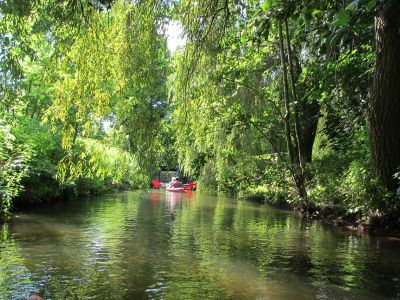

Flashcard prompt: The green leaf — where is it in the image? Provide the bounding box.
[312,9,322,16]
[261,1,268,11]
[345,1,358,11]
[366,0,376,12]
[332,11,351,27]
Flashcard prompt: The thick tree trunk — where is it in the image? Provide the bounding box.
[369,2,400,191]
[283,27,320,164]
[302,101,320,163]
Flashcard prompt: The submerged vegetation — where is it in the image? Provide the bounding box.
[1,0,400,227]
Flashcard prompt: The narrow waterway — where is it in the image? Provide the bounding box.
[1,190,400,299]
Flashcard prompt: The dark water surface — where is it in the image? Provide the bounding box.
[1,190,400,299]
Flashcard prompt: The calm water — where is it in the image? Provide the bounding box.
[1,190,400,299]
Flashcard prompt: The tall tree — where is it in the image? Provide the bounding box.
[369,0,400,192]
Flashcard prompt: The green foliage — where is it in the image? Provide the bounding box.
[43,0,168,174]
[11,117,64,203]
[169,0,388,216]
[0,114,149,218]
[58,137,149,190]
[0,0,170,221]
[0,0,395,223]
[0,121,30,220]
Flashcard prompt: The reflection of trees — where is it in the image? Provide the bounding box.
[163,194,315,299]
[2,192,400,298]
[1,191,176,298]
[0,225,37,299]
[162,194,400,299]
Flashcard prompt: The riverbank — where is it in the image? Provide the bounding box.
[299,206,400,236]
[1,181,135,224]
[242,192,400,235]
[317,208,400,235]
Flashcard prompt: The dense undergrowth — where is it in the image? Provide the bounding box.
[0,117,148,221]
[190,123,397,228]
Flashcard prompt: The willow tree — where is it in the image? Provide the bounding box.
[171,0,316,199]
[171,1,286,192]
[43,0,169,180]
[0,0,170,221]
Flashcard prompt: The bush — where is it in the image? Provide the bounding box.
[57,137,149,193]
[12,117,65,204]
[1,117,148,221]
[0,121,30,220]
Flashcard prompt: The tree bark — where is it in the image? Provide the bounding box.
[285,20,306,175]
[302,101,320,163]
[369,1,400,191]
[278,20,295,167]
[283,26,320,164]
[278,19,307,199]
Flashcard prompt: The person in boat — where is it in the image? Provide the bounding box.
[16,293,44,300]
[28,296,44,300]
[168,177,183,188]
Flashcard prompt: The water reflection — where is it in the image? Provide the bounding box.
[0,190,399,299]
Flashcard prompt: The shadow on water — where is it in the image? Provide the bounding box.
[1,190,400,299]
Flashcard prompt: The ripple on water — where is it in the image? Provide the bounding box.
[1,191,400,299]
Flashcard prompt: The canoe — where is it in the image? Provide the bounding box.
[166,187,185,192]
[183,185,193,191]
[151,179,162,188]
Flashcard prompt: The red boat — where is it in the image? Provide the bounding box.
[166,187,185,192]
[167,182,197,192]
[151,179,162,188]
[184,182,197,191]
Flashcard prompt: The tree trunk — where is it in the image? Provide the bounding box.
[369,1,400,191]
[285,20,306,175]
[302,101,320,163]
[278,20,295,167]
[278,19,307,199]
[283,26,320,164]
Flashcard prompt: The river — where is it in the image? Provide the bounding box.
[1,190,400,299]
